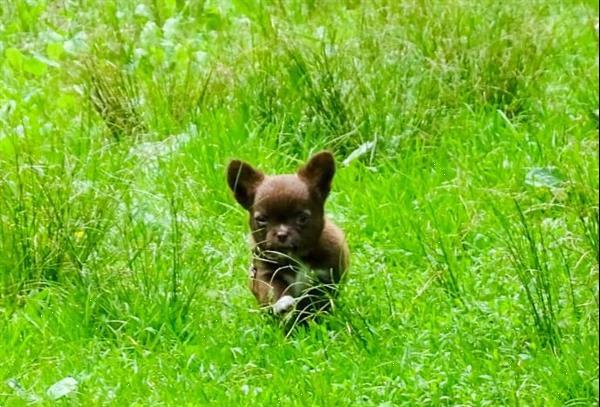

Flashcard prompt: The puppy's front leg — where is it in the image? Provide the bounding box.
[272,295,296,314]
[249,264,296,314]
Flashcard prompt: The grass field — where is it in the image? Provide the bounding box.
[0,0,598,405]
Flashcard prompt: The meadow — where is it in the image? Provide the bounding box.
[0,0,598,405]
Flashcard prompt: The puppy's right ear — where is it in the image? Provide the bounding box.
[298,151,335,200]
[227,160,264,210]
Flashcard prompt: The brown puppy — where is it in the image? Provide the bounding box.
[227,152,349,319]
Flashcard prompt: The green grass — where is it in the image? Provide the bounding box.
[0,0,598,404]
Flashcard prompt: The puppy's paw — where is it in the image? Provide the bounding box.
[272,295,295,315]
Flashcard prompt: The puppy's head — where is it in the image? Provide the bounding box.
[227,152,335,256]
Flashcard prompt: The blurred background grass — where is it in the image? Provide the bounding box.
[0,0,598,404]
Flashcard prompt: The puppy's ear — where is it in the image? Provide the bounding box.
[298,151,335,200]
[227,160,264,209]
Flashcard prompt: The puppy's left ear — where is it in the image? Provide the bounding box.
[298,151,335,200]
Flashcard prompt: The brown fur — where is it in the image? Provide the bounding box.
[227,152,349,318]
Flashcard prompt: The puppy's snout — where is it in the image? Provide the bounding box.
[276,230,288,243]
[275,225,290,243]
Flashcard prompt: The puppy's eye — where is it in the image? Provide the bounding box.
[254,214,268,226]
[297,212,310,225]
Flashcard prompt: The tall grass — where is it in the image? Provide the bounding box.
[496,202,562,352]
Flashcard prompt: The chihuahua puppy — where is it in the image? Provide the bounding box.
[227,151,349,320]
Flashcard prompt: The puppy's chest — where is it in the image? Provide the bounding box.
[278,266,305,287]
[253,258,314,296]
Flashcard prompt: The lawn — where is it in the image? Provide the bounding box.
[0,0,598,405]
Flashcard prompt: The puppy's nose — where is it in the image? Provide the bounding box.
[276,231,288,243]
